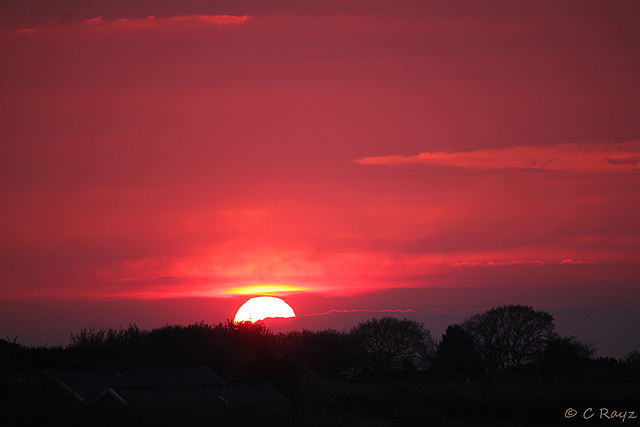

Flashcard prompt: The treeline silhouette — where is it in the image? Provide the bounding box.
[3,304,638,382]
[2,304,639,426]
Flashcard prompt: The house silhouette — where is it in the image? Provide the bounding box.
[50,366,290,408]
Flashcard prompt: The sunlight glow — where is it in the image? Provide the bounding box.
[234,297,296,323]
[223,284,309,295]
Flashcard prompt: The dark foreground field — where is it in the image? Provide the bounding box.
[296,379,639,427]
[2,315,638,426]
[2,373,638,427]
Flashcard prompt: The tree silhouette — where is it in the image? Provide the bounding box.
[0,337,23,368]
[223,320,278,381]
[433,324,483,378]
[278,329,355,378]
[620,351,640,382]
[462,305,555,372]
[538,336,594,376]
[350,317,434,375]
[623,350,640,370]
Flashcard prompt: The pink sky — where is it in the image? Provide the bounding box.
[1,1,639,355]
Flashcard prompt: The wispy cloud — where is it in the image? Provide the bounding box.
[13,28,38,35]
[453,260,546,267]
[560,259,596,265]
[297,308,427,317]
[10,14,250,38]
[82,15,250,30]
[355,142,640,171]
[453,259,596,267]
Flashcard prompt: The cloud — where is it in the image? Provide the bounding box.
[13,28,37,35]
[355,142,640,171]
[81,14,249,30]
[560,259,596,265]
[453,260,546,267]
[453,259,598,268]
[298,308,427,317]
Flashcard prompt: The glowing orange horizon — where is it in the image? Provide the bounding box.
[223,284,309,295]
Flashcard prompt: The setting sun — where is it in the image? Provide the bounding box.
[234,297,296,323]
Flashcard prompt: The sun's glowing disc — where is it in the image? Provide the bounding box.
[234,296,296,323]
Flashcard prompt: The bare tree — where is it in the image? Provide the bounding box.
[351,317,434,374]
[462,305,556,372]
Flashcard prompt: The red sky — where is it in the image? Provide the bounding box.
[1,1,639,356]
